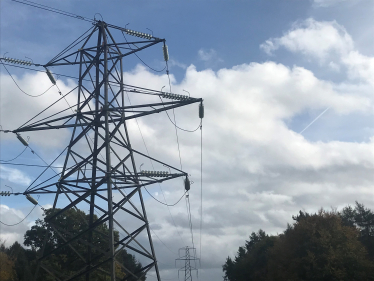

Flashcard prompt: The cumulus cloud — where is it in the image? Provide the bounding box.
[260,18,374,86]
[260,18,354,61]
[108,59,373,279]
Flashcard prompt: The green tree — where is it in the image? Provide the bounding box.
[24,208,145,281]
[6,241,36,281]
[340,202,374,260]
[223,204,374,281]
[222,229,276,281]
[0,241,16,281]
[267,210,374,281]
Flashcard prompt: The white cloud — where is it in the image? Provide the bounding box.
[0,204,38,247]
[260,18,354,61]
[198,48,223,63]
[0,166,31,186]
[0,71,76,149]
[260,18,374,86]
[106,59,374,279]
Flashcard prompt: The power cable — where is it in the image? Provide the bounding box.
[124,89,186,243]
[159,96,202,133]
[24,146,68,194]
[165,62,197,253]
[150,227,177,255]
[199,121,203,262]
[165,62,183,171]
[0,162,68,169]
[121,31,166,73]
[10,0,94,23]
[0,146,28,162]
[0,202,38,226]
[105,50,186,254]
[1,61,55,97]
[0,62,170,96]
[143,187,186,207]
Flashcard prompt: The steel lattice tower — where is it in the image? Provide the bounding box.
[176,247,199,281]
[12,20,202,281]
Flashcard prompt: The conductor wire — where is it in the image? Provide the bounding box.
[121,31,166,73]
[1,61,54,97]
[0,204,38,226]
[124,88,186,244]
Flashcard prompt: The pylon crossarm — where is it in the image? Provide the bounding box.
[13,98,201,133]
[25,172,184,194]
[46,39,163,67]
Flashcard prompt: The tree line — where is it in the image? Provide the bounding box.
[0,208,145,281]
[223,202,374,281]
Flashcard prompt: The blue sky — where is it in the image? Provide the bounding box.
[1,0,374,280]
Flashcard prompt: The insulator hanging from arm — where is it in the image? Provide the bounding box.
[184,177,190,191]
[45,68,56,85]
[199,102,204,119]
[26,194,38,205]
[16,133,29,146]
[163,42,169,62]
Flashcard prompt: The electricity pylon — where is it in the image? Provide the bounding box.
[176,246,200,281]
[11,20,202,281]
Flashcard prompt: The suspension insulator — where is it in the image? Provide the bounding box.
[184,177,190,191]
[0,191,11,196]
[199,102,204,119]
[163,43,169,62]
[45,68,56,85]
[16,133,29,147]
[26,194,38,205]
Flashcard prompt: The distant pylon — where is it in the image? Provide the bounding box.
[176,246,200,281]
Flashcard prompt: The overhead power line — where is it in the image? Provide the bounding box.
[0,204,38,226]
[1,61,55,97]
[10,0,94,22]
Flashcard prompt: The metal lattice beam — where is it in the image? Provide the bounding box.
[12,20,203,281]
